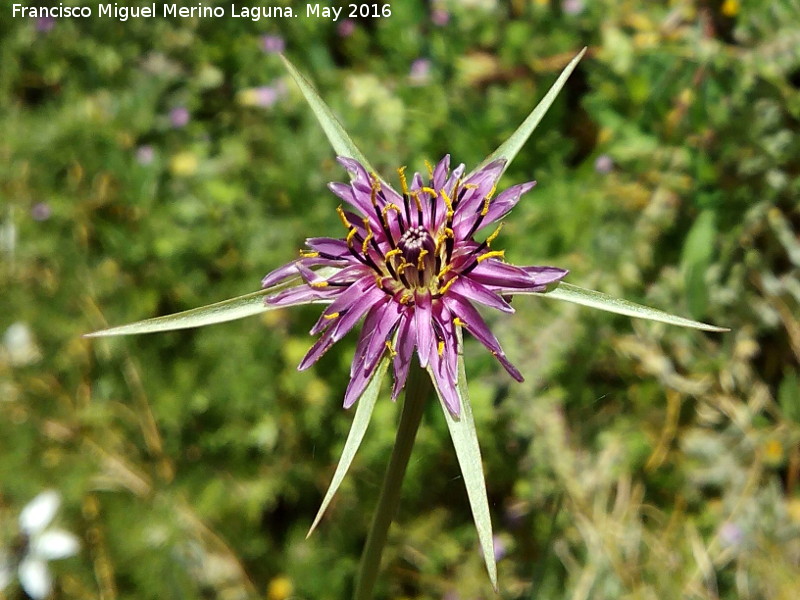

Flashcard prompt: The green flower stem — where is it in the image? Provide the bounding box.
[354,364,432,600]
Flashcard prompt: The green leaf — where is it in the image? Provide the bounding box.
[307,357,388,538]
[84,268,339,337]
[280,55,377,174]
[428,330,497,591]
[535,282,729,332]
[467,47,587,180]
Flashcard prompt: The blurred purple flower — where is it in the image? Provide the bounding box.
[35,16,55,32]
[492,535,507,561]
[337,19,356,37]
[253,86,279,108]
[260,34,285,54]
[431,9,450,26]
[594,154,614,174]
[261,156,567,415]
[719,522,744,547]
[136,145,155,165]
[409,59,432,86]
[562,0,585,15]
[30,203,52,222]
[169,107,190,128]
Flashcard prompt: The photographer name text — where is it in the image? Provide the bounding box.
[12,3,393,22]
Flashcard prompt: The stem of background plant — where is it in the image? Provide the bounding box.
[353,364,432,600]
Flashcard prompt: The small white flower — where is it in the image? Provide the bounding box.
[0,491,80,599]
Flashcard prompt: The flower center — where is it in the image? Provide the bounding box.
[397,226,438,288]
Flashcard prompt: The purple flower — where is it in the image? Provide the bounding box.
[136,145,155,165]
[35,17,55,33]
[260,34,285,54]
[337,19,356,37]
[169,107,190,128]
[30,202,52,221]
[409,59,432,86]
[492,535,507,561]
[594,154,614,174]
[262,156,567,415]
[431,9,450,26]
[562,0,585,15]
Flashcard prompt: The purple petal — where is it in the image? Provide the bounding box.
[457,159,506,215]
[391,311,415,400]
[462,259,546,289]
[306,237,350,258]
[482,181,536,225]
[343,300,401,408]
[445,294,523,382]
[310,276,376,335]
[432,154,450,189]
[262,257,337,288]
[337,157,373,195]
[265,283,341,307]
[449,276,514,313]
[414,292,434,367]
[487,265,569,294]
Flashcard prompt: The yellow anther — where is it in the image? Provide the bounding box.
[463,183,478,190]
[397,166,409,195]
[453,317,465,327]
[481,195,492,216]
[385,340,397,358]
[487,184,497,199]
[361,219,374,253]
[440,189,454,218]
[396,261,412,276]
[424,159,434,178]
[382,203,401,217]
[385,248,402,260]
[346,228,359,245]
[370,173,382,191]
[337,205,352,229]
[437,263,453,278]
[485,222,503,246]
[323,312,340,320]
[421,186,437,197]
[410,191,423,211]
[299,250,320,258]
[437,340,445,356]
[444,227,454,238]
[310,281,329,289]
[476,250,505,263]
[439,275,458,295]
[416,249,428,270]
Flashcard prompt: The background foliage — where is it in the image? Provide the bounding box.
[1,0,799,599]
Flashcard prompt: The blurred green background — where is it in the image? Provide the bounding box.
[1,0,799,598]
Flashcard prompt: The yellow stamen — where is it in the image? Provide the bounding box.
[477,250,505,263]
[396,261,412,276]
[410,191,423,211]
[453,317,465,327]
[485,222,503,246]
[424,159,434,178]
[463,183,478,190]
[437,340,444,356]
[416,249,428,270]
[481,195,492,217]
[397,166,409,195]
[337,205,352,229]
[444,227,454,239]
[361,218,374,254]
[421,186,437,197]
[385,340,397,358]
[439,275,458,295]
[440,189,454,218]
[299,250,319,258]
[323,312,340,320]
[437,263,453,278]
[487,184,497,199]
[382,203,401,217]
[310,281,329,289]
[385,248,402,260]
[346,228,359,245]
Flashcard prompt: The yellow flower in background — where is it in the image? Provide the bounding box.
[169,151,198,177]
[267,575,294,600]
